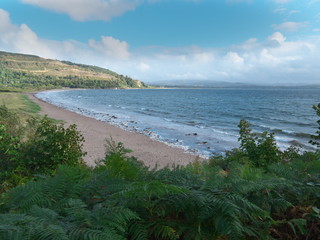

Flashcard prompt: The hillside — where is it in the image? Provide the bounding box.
[0,51,147,90]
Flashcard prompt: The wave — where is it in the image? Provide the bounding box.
[267,118,314,127]
[258,125,312,139]
[139,108,171,116]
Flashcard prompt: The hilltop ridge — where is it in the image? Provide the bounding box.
[0,51,147,90]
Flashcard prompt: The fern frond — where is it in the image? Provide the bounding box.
[83,171,129,205]
[5,165,90,212]
[91,205,140,235]
[0,213,68,240]
[106,207,140,233]
[68,228,124,240]
[115,180,188,203]
[28,205,60,224]
[148,166,203,189]
[62,198,90,226]
[6,182,51,212]
[151,222,179,240]
[127,221,149,240]
[30,224,68,240]
[199,189,266,239]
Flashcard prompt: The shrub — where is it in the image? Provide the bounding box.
[0,106,86,192]
[96,138,145,181]
[238,119,280,169]
[19,116,86,175]
[309,103,320,148]
[0,124,23,192]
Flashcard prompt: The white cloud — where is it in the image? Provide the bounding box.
[193,52,214,63]
[267,32,286,45]
[1,8,320,85]
[0,9,11,28]
[21,0,141,21]
[274,8,299,15]
[273,7,287,14]
[88,36,130,60]
[136,32,320,84]
[0,9,56,57]
[0,8,131,63]
[137,62,150,71]
[272,21,308,32]
[226,52,244,64]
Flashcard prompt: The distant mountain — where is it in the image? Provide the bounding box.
[150,79,320,88]
[0,51,148,90]
[150,80,256,88]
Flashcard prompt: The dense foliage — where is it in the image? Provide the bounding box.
[0,67,146,90]
[0,105,86,192]
[238,119,280,169]
[309,103,320,148]
[0,104,319,239]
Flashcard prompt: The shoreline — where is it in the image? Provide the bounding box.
[28,92,202,168]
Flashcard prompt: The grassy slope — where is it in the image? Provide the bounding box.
[0,51,115,80]
[0,51,147,90]
[0,93,40,120]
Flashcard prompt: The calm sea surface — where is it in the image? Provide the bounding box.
[36,88,320,157]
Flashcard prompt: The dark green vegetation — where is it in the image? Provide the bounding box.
[0,51,148,91]
[0,105,86,191]
[0,103,319,240]
[309,103,320,148]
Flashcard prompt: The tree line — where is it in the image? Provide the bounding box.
[0,66,146,90]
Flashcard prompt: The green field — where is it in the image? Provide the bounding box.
[0,92,40,116]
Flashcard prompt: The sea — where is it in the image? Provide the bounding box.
[36,88,320,158]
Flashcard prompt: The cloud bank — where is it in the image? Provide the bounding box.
[1,8,319,85]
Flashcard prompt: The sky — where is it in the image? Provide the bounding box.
[0,0,320,85]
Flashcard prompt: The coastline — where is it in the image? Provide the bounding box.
[28,92,201,168]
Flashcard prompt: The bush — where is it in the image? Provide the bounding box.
[0,124,23,192]
[238,119,281,169]
[19,116,86,175]
[0,106,86,192]
[96,138,145,181]
[309,103,320,148]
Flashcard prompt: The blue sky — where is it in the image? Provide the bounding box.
[0,0,320,85]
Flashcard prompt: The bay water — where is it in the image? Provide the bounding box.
[36,88,320,158]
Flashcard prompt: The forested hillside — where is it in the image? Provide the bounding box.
[0,51,148,90]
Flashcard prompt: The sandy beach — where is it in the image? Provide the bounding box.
[28,92,200,168]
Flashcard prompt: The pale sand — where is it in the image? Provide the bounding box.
[28,93,200,168]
